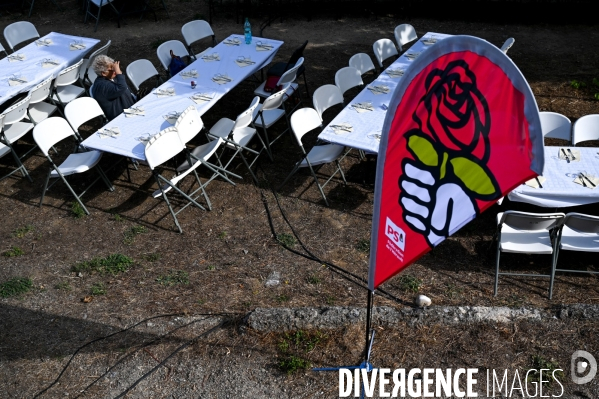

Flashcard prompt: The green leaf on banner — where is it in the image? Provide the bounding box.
[408,135,438,166]
[450,157,497,196]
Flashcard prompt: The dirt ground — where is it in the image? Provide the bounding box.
[1,0,599,398]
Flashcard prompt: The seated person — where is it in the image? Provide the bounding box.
[90,55,135,121]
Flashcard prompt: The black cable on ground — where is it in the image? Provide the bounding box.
[34,312,237,398]
[113,319,226,399]
[254,164,412,307]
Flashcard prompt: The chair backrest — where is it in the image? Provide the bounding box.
[499,211,565,232]
[572,114,599,145]
[4,21,39,51]
[33,117,77,156]
[89,39,112,60]
[563,212,599,234]
[262,84,291,111]
[1,93,32,125]
[145,127,185,170]
[233,96,261,131]
[282,40,308,71]
[175,105,204,144]
[65,97,105,131]
[335,67,363,96]
[127,59,159,91]
[500,38,515,53]
[29,77,54,104]
[539,112,571,141]
[372,38,398,68]
[349,53,376,76]
[157,40,189,71]
[181,20,215,48]
[54,59,84,87]
[277,57,304,87]
[312,84,344,119]
[290,107,322,146]
[394,24,417,52]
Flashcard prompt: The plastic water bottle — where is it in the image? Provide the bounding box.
[244,18,252,44]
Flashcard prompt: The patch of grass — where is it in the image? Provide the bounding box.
[90,283,106,295]
[326,295,336,305]
[55,281,71,291]
[444,283,464,299]
[0,277,32,298]
[276,294,290,303]
[2,246,24,257]
[307,274,321,285]
[276,233,296,247]
[206,265,215,271]
[156,270,189,286]
[279,355,311,375]
[355,238,370,253]
[218,231,227,239]
[571,79,586,89]
[113,214,123,222]
[397,274,422,293]
[72,254,134,275]
[527,355,564,386]
[71,202,86,218]
[123,225,147,245]
[142,253,161,262]
[12,225,33,238]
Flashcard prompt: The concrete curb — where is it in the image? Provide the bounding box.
[245,303,599,332]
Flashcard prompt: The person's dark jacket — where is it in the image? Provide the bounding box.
[91,74,135,121]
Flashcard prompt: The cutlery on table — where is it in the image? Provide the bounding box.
[330,124,352,132]
[580,173,596,187]
[567,148,577,160]
[561,148,570,163]
[579,174,588,188]
[535,177,543,188]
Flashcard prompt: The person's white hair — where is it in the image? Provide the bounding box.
[91,54,115,76]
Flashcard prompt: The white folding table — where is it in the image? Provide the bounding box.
[81,34,283,161]
[317,32,452,154]
[0,32,99,106]
[508,147,599,207]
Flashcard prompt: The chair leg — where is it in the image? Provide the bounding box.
[58,173,91,215]
[549,245,561,300]
[154,174,183,233]
[39,169,52,207]
[305,159,329,206]
[95,166,114,191]
[3,141,33,182]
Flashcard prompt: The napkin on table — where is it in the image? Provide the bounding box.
[558,148,581,162]
[573,174,599,189]
[524,176,546,189]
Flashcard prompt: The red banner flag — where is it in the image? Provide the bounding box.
[369,36,544,290]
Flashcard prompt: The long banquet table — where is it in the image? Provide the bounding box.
[508,146,599,207]
[0,32,99,106]
[317,32,451,154]
[81,34,283,161]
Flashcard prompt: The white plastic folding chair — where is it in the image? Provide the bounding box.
[157,40,193,75]
[52,59,86,110]
[394,24,417,52]
[254,57,304,100]
[126,59,161,91]
[500,38,515,54]
[145,127,210,233]
[3,21,39,52]
[79,40,112,92]
[540,111,571,142]
[550,212,599,299]
[312,84,344,120]
[494,211,565,298]
[0,43,7,59]
[207,97,265,184]
[85,0,120,32]
[572,114,599,145]
[372,38,398,69]
[64,97,107,139]
[252,83,293,159]
[27,77,59,125]
[349,53,376,79]
[278,107,347,206]
[33,117,114,215]
[0,94,34,182]
[181,20,216,58]
[334,67,363,97]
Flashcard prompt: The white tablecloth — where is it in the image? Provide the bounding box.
[0,32,100,106]
[81,34,283,161]
[318,32,452,154]
[508,147,599,207]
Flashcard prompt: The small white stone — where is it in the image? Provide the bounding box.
[415,294,432,307]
